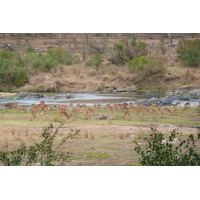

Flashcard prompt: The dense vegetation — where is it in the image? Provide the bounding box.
[134,127,200,166]
[0,34,200,91]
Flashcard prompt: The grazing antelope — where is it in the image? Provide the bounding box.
[86,108,95,117]
[163,108,173,116]
[181,106,192,117]
[137,102,144,108]
[97,103,101,108]
[123,110,131,118]
[157,107,164,117]
[17,105,27,112]
[184,102,190,107]
[10,103,19,109]
[149,108,157,116]
[58,109,70,119]
[174,102,181,108]
[151,102,158,107]
[173,108,179,115]
[196,104,200,112]
[71,107,79,116]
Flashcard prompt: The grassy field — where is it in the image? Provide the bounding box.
[0,106,199,166]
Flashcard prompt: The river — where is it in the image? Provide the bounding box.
[1,91,199,110]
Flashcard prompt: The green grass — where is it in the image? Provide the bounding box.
[86,152,109,159]
[0,106,199,128]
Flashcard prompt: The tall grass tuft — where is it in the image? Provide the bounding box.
[119,133,125,140]
[10,128,16,136]
[90,131,95,139]
[85,130,89,138]
[2,137,9,149]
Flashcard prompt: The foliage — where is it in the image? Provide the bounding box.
[24,52,58,72]
[131,55,167,87]
[0,123,79,166]
[14,68,28,86]
[86,54,104,69]
[0,50,28,86]
[106,37,148,65]
[176,37,200,68]
[127,56,149,72]
[134,127,200,166]
[47,46,80,65]
[159,38,166,55]
[25,47,35,53]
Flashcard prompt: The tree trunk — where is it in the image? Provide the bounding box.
[58,33,62,44]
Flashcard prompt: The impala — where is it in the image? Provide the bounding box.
[184,102,190,107]
[174,102,181,108]
[163,108,173,116]
[151,102,158,107]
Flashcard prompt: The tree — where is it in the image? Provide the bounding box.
[58,33,62,44]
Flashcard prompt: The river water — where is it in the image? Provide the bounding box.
[1,91,199,110]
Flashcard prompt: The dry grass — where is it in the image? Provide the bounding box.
[90,131,95,139]
[118,133,125,140]
[135,132,142,140]
[85,130,89,138]
[1,137,9,149]
[25,129,29,137]
[10,128,16,136]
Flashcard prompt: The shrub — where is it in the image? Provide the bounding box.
[131,55,167,87]
[86,54,104,69]
[106,37,148,65]
[127,56,149,72]
[0,123,78,166]
[14,68,28,86]
[47,46,80,65]
[24,52,58,72]
[181,48,200,67]
[134,127,200,166]
[176,37,200,68]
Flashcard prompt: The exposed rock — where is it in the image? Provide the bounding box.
[92,115,115,120]
[66,94,74,99]
[29,93,45,98]
[142,93,160,98]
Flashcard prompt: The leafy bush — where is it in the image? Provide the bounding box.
[86,53,104,69]
[0,50,28,86]
[14,68,28,86]
[106,37,148,65]
[0,123,78,166]
[181,48,200,67]
[24,52,58,72]
[131,55,167,88]
[176,37,200,68]
[47,46,80,65]
[134,127,200,166]
[127,56,149,72]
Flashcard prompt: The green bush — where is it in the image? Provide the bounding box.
[0,123,78,166]
[131,55,167,88]
[127,56,149,72]
[176,37,200,68]
[47,46,80,65]
[106,37,148,65]
[181,48,200,67]
[14,68,28,86]
[134,127,200,166]
[24,52,58,72]
[0,51,28,86]
[86,53,104,69]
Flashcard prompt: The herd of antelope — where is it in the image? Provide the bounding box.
[8,100,200,120]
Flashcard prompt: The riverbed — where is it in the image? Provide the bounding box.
[0,91,199,110]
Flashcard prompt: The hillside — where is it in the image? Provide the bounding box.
[0,33,200,92]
